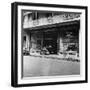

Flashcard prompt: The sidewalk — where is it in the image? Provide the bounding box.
[27,54,80,62]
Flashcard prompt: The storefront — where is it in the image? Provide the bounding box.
[23,20,80,58]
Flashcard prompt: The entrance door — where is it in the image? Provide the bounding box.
[43,31,57,54]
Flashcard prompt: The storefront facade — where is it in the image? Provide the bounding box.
[22,12,80,58]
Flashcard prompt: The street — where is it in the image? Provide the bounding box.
[23,56,80,77]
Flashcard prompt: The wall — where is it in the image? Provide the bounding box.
[23,12,80,28]
[0,0,89,90]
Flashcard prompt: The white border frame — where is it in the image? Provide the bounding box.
[17,5,86,84]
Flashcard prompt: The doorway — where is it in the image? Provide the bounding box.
[43,31,58,54]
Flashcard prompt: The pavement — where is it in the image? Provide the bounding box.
[23,56,80,77]
[26,54,80,62]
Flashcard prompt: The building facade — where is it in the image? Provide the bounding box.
[22,11,80,59]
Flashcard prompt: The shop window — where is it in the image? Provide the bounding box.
[45,13,52,18]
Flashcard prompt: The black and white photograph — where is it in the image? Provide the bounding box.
[22,11,80,77]
[11,2,87,87]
